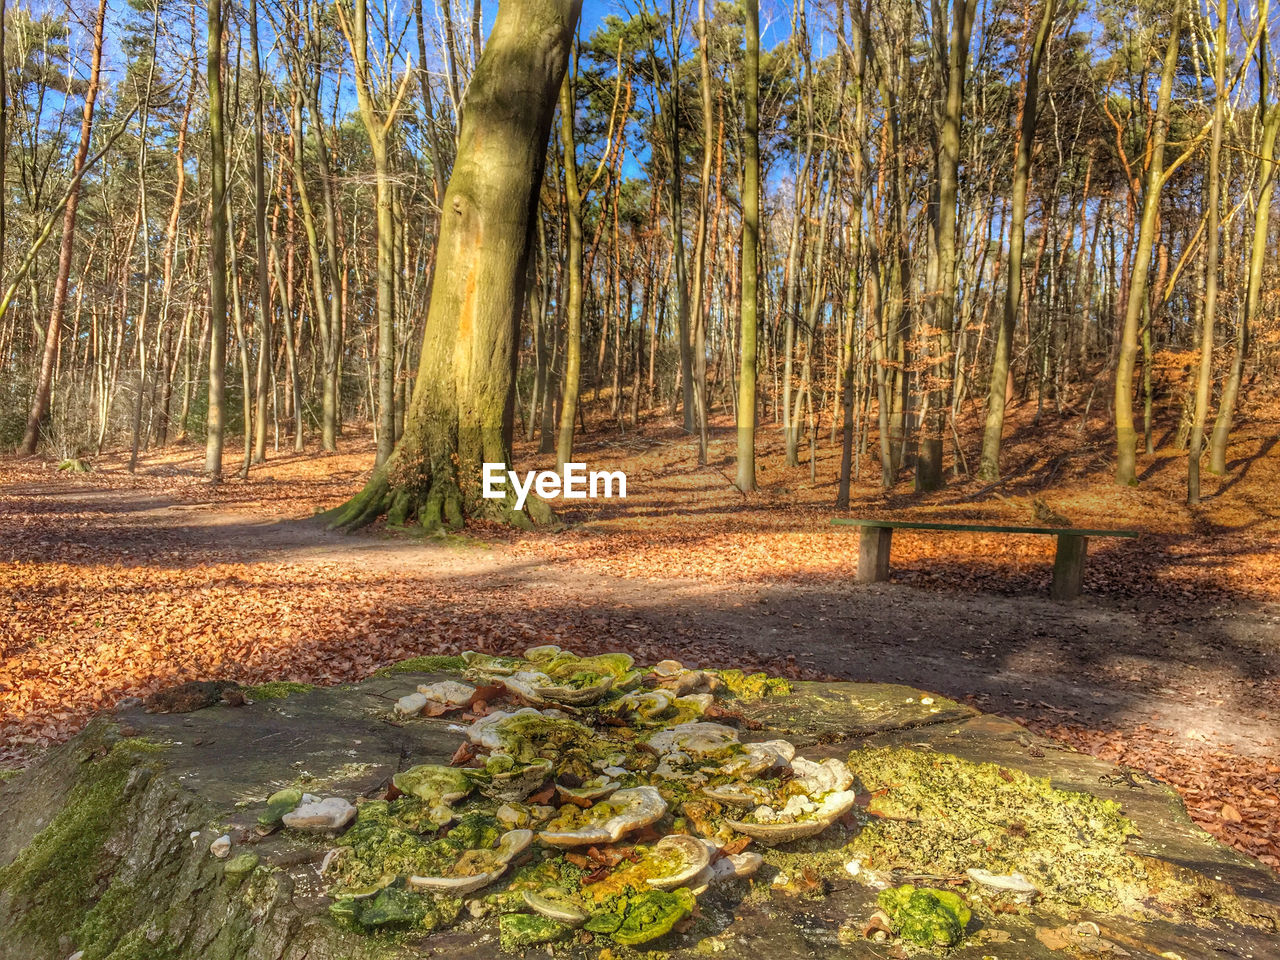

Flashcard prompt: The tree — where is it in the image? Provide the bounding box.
[248,0,272,465]
[735,0,759,493]
[204,0,228,478]
[1114,5,1181,486]
[1,0,7,278]
[555,69,585,472]
[916,0,978,491]
[978,0,1057,481]
[1187,0,1226,504]
[1210,6,1278,474]
[340,0,411,468]
[18,0,108,456]
[326,0,584,531]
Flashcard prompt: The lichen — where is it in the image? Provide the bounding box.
[846,747,1149,911]
[242,681,313,700]
[877,885,971,947]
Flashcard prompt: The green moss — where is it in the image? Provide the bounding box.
[378,655,467,676]
[0,739,167,950]
[332,886,462,933]
[445,812,502,850]
[877,885,971,948]
[717,670,792,701]
[587,888,695,946]
[0,768,20,783]
[90,927,180,960]
[242,681,313,700]
[478,712,594,763]
[358,887,430,929]
[77,865,193,960]
[78,873,146,959]
[499,913,571,951]
[333,800,457,891]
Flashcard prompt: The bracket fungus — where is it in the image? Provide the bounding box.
[538,786,667,847]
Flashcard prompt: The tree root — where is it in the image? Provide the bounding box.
[320,470,392,532]
[321,463,559,534]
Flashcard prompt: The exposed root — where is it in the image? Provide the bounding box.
[321,470,392,532]
[323,460,558,534]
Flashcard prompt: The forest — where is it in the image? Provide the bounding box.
[2,1,1280,953]
[1,0,1275,508]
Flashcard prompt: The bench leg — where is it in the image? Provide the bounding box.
[858,526,893,583]
[1051,534,1088,601]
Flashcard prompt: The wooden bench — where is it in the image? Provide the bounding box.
[831,518,1140,601]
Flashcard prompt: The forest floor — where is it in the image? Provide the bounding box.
[2,396,1279,871]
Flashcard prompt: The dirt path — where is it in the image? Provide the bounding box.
[23,482,1274,759]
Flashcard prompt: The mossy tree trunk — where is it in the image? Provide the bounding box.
[327,0,582,532]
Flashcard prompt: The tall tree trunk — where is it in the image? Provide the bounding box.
[302,2,343,452]
[19,0,108,456]
[0,0,6,279]
[327,0,582,531]
[249,0,272,464]
[917,0,977,491]
[688,0,714,464]
[204,0,229,478]
[345,0,402,468]
[128,6,161,472]
[979,0,1055,480]
[1115,8,1181,485]
[736,0,760,493]
[1210,14,1278,473]
[556,71,584,471]
[1188,0,1227,504]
